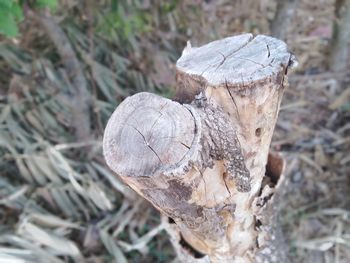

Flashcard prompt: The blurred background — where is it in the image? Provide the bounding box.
[0,0,349,262]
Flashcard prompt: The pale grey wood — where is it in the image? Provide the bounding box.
[103,34,296,263]
[177,34,295,88]
[103,92,196,178]
[103,92,251,261]
[173,34,296,262]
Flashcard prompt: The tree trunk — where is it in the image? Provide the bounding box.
[329,0,350,72]
[270,0,300,41]
[103,34,296,262]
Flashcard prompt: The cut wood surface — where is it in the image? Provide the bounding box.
[177,34,292,86]
[103,92,196,178]
[103,34,296,262]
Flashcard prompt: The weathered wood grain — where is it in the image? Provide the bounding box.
[103,34,296,263]
[177,34,295,87]
[103,92,196,178]
[174,34,296,263]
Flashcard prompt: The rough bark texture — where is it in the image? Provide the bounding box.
[103,34,296,262]
[254,153,289,263]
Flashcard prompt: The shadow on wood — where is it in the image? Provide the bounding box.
[103,34,297,263]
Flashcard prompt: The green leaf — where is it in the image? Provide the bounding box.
[11,2,24,21]
[0,0,14,9]
[111,0,118,12]
[36,0,58,10]
[0,0,23,37]
[0,12,19,37]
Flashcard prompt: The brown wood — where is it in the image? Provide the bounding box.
[103,34,296,262]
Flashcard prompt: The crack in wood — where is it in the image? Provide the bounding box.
[223,173,232,196]
[147,111,164,142]
[225,80,241,121]
[215,51,227,70]
[103,34,295,262]
[194,168,208,204]
[232,56,266,67]
[180,142,191,149]
[129,124,164,164]
[198,35,254,75]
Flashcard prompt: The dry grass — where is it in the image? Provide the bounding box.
[0,0,349,262]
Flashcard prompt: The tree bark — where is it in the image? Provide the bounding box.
[329,0,350,72]
[103,34,296,262]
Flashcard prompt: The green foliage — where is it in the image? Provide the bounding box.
[0,0,24,37]
[0,0,57,38]
[35,0,57,9]
[161,0,178,13]
[97,1,152,40]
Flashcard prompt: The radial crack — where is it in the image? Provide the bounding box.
[147,111,164,141]
[225,80,241,121]
[199,169,208,203]
[266,44,270,57]
[129,125,163,164]
[232,56,265,67]
[215,51,227,70]
[223,174,232,196]
[180,141,190,149]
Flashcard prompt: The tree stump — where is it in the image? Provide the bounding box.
[103,34,297,263]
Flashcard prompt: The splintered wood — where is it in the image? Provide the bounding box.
[103,34,296,263]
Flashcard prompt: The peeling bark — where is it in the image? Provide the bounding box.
[103,34,296,262]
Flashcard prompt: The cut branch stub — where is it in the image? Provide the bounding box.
[103,92,251,257]
[104,34,296,263]
[103,92,197,178]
